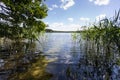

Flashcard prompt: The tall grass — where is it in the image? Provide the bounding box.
[81,10,120,55]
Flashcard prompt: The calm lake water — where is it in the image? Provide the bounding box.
[0,33,120,80]
[40,33,82,80]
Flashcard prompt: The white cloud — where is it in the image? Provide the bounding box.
[51,22,64,27]
[48,4,58,11]
[52,4,58,8]
[47,22,82,31]
[61,0,64,2]
[96,14,106,21]
[68,18,74,22]
[80,17,90,22]
[45,22,49,25]
[89,0,110,6]
[89,0,93,2]
[60,0,75,10]
[48,7,53,11]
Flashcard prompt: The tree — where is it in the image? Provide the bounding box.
[0,0,48,40]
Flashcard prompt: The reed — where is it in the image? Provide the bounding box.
[80,10,120,55]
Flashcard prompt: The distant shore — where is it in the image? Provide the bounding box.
[45,29,82,33]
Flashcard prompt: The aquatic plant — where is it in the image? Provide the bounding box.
[81,10,120,54]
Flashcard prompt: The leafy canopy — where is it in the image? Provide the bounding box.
[0,0,48,40]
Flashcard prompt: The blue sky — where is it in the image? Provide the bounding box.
[43,0,120,31]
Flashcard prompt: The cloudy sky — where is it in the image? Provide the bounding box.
[43,0,120,31]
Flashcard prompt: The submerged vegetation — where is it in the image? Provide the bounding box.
[0,41,52,80]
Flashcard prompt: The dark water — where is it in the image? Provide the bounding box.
[0,33,120,80]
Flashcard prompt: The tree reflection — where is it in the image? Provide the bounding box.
[0,40,52,80]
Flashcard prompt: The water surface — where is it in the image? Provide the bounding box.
[40,33,120,80]
[0,33,120,80]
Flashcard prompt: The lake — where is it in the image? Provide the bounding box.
[0,33,120,80]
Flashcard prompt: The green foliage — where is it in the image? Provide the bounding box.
[0,0,48,40]
[81,10,120,54]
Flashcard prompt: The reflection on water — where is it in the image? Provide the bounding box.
[0,33,120,80]
[0,41,52,80]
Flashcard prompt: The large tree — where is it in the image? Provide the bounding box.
[0,0,48,40]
